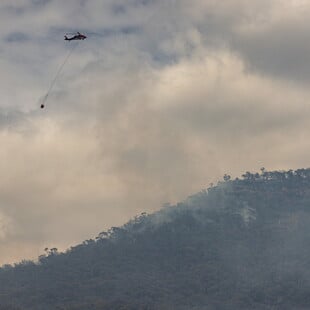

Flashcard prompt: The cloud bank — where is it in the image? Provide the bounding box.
[1,0,310,264]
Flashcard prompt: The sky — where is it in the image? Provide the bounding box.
[1,0,310,264]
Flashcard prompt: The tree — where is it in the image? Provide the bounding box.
[223,174,231,182]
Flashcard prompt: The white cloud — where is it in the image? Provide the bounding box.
[1,0,310,265]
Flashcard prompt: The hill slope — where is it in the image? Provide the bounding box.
[1,169,310,309]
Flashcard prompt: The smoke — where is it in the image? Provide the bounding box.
[0,211,13,240]
[1,0,310,264]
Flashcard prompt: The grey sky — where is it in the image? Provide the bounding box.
[1,0,310,264]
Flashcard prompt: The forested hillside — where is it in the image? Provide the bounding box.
[1,169,310,309]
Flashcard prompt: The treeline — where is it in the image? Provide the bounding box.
[1,169,310,309]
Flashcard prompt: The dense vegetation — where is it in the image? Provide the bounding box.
[1,168,310,309]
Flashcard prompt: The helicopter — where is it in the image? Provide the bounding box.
[64,32,87,41]
[40,32,87,109]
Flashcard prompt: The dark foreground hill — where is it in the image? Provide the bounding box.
[1,169,310,309]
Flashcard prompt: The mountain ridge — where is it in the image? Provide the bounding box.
[1,168,310,309]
